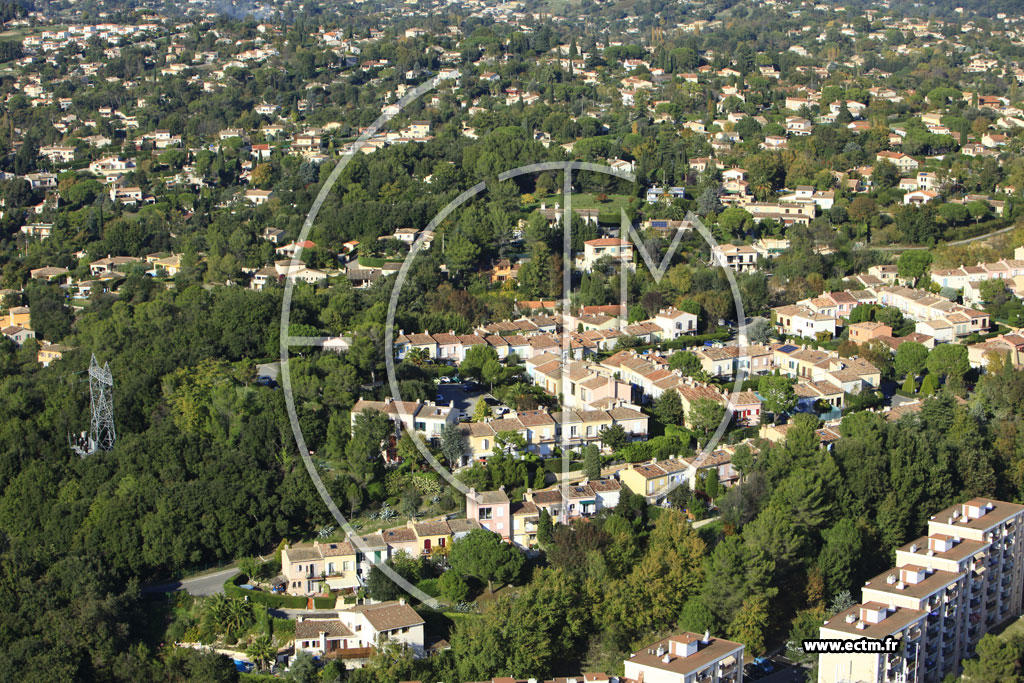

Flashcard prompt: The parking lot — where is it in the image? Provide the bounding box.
[433,381,494,419]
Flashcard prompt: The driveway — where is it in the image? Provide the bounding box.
[144,566,240,597]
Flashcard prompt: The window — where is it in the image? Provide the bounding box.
[496,522,504,530]
[497,507,504,517]
[479,507,492,520]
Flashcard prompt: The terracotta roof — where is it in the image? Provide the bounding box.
[347,601,424,631]
[295,619,354,639]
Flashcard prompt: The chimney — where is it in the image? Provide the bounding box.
[399,597,405,605]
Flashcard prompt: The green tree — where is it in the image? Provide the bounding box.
[438,569,470,603]
[654,389,685,426]
[445,232,481,281]
[448,529,525,592]
[961,634,1024,683]
[873,158,899,188]
[600,423,628,452]
[670,350,703,375]
[461,345,500,381]
[718,207,755,238]
[920,372,939,396]
[704,468,720,500]
[787,607,829,666]
[728,595,769,655]
[703,535,776,627]
[758,374,797,420]
[246,634,275,672]
[582,444,601,479]
[688,398,725,445]
[897,251,932,281]
[679,596,715,633]
[895,341,929,378]
[472,400,492,422]
[926,344,969,383]
[817,518,865,598]
[537,508,553,547]
[440,422,466,467]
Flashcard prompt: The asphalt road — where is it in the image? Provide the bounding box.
[143,567,240,596]
[752,659,810,683]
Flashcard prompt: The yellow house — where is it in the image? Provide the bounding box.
[37,343,68,367]
[619,458,690,499]
[7,306,30,328]
[281,540,359,596]
[511,500,541,549]
[153,254,182,276]
[409,519,452,556]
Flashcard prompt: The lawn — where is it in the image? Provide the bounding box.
[0,24,66,43]
[991,614,1024,640]
[523,192,634,224]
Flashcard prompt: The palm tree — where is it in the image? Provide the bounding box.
[224,598,256,635]
[246,634,275,672]
[203,594,231,632]
[406,347,429,366]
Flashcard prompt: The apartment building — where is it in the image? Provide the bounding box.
[625,632,744,683]
[818,498,1024,683]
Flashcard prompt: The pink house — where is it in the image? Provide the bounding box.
[432,332,460,361]
[466,487,512,541]
[727,391,762,427]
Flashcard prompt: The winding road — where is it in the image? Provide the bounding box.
[143,566,239,597]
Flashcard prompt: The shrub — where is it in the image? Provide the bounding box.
[438,571,470,603]
[223,576,307,609]
[415,577,441,598]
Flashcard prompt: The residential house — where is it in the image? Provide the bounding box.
[280,540,359,595]
[579,238,634,271]
[466,487,512,541]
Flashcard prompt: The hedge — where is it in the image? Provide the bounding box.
[224,575,307,609]
[312,596,337,609]
[618,330,731,356]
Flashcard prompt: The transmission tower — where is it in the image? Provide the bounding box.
[71,354,116,457]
